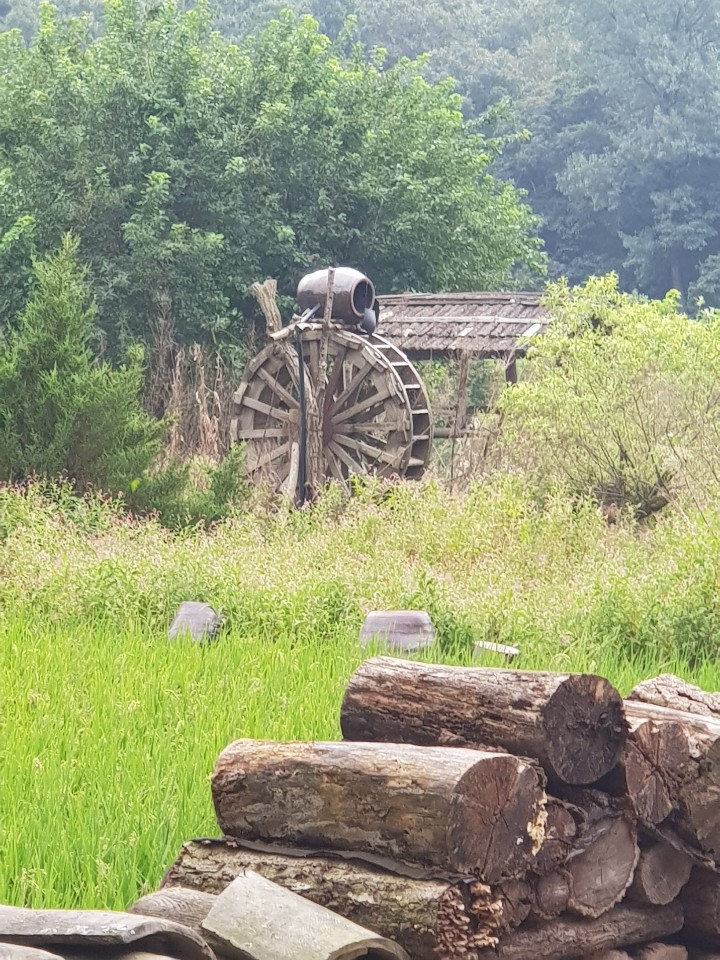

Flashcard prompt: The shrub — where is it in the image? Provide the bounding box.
[499,274,720,517]
[0,234,165,493]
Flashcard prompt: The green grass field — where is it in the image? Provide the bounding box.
[3,479,720,909]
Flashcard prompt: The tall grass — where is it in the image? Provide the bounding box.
[3,478,720,909]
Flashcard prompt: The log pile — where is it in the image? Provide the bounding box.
[138,659,720,960]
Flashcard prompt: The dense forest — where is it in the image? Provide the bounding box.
[4,0,716,306]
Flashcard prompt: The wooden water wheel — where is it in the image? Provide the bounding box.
[230,324,432,490]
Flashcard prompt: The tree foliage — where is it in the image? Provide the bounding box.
[499,275,720,517]
[104,0,720,308]
[0,234,165,490]
[0,0,543,359]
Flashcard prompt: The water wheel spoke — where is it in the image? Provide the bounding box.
[334,418,401,435]
[234,426,288,440]
[327,359,373,417]
[323,346,348,414]
[325,447,346,482]
[252,440,291,470]
[256,367,299,410]
[332,386,392,425]
[242,396,297,423]
[334,432,403,467]
[328,439,361,474]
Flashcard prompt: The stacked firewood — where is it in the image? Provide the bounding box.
[146,658,720,960]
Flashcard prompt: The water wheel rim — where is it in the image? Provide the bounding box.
[365,332,433,478]
[230,327,415,487]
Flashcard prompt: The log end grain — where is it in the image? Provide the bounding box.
[629,842,692,907]
[542,673,627,785]
[565,816,639,919]
[450,754,547,883]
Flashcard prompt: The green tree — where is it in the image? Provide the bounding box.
[0,234,165,491]
[555,0,720,303]
[0,0,543,360]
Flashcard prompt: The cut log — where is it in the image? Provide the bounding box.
[340,657,626,785]
[530,791,638,920]
[199,871,409,960]
[533,871,571,919]
[629,675,720,717]
[535,800,578,875]
[211,740,546,883]
[539,815,638,919]
[161,838,516,959]
[628,841,692,906]
[494,879,533,930]
[0,908,213,960]
[622,700,720,757]
[634,946,688,960]
[474,903,683,960]
[682,868,720,940]
[623,701,720,856]
[598,719,688,825]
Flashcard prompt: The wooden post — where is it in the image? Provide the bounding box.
[305,268,335,497]
[249,279,283,336]
[454,351,470,437]
[146,840,523,960]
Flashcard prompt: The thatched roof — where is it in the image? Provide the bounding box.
[376,291,551,360]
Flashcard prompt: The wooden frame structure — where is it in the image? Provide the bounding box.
[377,292,551,438]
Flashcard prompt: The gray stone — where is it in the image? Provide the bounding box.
[169,602,223,645]
[359,610,435,653]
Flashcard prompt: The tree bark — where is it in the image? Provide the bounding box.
[211,740,546,883]
[628,841,692,906]
[340,657,626,786]
[200,872,408,960]
[474,903,683,960]
[629,675,720,718]
[159,838,518,959]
